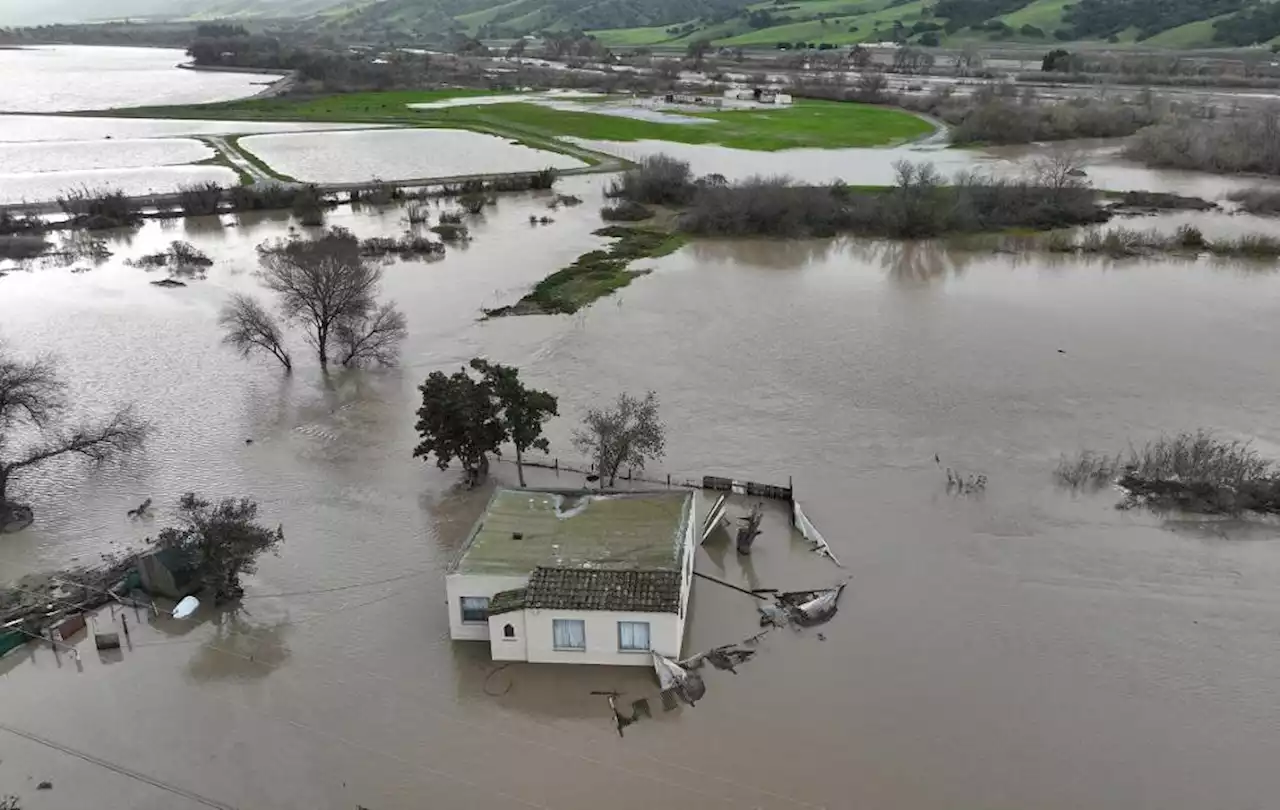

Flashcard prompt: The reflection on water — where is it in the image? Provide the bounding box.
[186,610,293,682]
[2,184,1280,810]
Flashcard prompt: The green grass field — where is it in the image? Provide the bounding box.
[718,0,928,46]
[101,93,936,152]
[1142,18,1220,48]
[447,99,935,150]
[996,0,1073,31]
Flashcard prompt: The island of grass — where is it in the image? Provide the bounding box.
[485,226,685,317]
[90,91,936,152]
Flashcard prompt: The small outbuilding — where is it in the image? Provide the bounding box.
[446,489,696,666]
[137,548,201,600]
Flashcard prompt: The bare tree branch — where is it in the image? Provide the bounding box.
[257,228,381,367]
[7,406,148,474]
[335,301,408,368]
[218,293,293,371]
[0,345,64,431]
[1,342,148,527]
[572,391,665,486]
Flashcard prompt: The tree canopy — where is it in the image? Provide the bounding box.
[572,391,665,487]
[149,493,284,604]
[413,359,558,487]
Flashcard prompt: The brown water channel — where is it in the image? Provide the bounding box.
[2,171,1280,810]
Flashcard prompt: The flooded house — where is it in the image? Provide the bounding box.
[445,489,695,666]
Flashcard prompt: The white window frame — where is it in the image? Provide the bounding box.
[459,596,489,624]
[552,618,586,651]
[617,620,651,652]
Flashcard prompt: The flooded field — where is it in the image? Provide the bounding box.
[237,128,586,182]
[0,138,212,174]
[0,115,391,143]
[0,45,283,112]
[0,165,238,205]
[3,176,1280,809]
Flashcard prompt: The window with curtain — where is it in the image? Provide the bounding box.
[552,619,586,650]
[460,596,489,623]
[617,621,650,652]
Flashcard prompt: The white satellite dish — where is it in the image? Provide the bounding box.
[172,596,199,619]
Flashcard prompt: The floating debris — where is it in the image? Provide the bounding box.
[772,582,847,627]
[791,500,842,566]
[735,502,763,555]
[652,652,705,706]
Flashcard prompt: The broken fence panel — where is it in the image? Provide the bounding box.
[700,494,728,543]
[792,500,843,567]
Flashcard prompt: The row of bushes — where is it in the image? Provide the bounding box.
[1124,109,1280,176]
[899,86,1161,146]
[608,156,1107,240]
[1040,225,1280,258]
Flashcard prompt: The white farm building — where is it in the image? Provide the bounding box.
[446,489,696,666]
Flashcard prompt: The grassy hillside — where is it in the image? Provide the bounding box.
[3,0,1275,49]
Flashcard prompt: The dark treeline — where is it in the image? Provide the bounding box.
[0,22,201,48]
[1124,108,1280,176]
[610,155,1107,240]
[1061,0,1245,42]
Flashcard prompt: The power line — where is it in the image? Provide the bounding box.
[0,722,238,810]
[0,547,826,809]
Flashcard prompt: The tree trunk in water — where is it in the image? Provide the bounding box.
[515,446,526,488]
[0,469,34,533]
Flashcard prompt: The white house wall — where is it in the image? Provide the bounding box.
[524,609,681,666]
[446,573,528,640]
[488,611,528,661]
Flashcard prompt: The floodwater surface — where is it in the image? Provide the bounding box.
[3,181,1280,810]
[0,115,393,143]
[577,137,1280,197]
[237,128,587,182]
[0,45,283,112]
[0,138,213,174]
[0,165,239,204]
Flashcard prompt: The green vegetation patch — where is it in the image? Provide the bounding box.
[106,93,934,152]
[486,226,685,316]
[447,99,935,150]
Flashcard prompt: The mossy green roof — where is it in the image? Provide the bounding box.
[453,489,691,576]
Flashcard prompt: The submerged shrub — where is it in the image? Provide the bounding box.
[600,201,654,222]
[56,187,141,229]
[178,182,225,216]
[607,155,697,206]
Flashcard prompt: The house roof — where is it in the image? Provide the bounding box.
[522,566,682,614]
[451,489,691,577]
[488,587,528,616]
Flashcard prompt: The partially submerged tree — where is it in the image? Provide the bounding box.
[572,391,666,487]
[334,302,409,368]
[218,293,293,371]
[413,366,506,487]
[149,493,284,604]
[0,344,147,531]
[472,359,558,487]
[254,227,406,368]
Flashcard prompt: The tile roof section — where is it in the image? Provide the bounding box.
[523,566,682,614]
[488,587,528,615]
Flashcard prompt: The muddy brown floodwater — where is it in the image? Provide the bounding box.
[3,172,1280,810]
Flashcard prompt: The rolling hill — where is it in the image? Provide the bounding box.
[4,0,1278,49]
